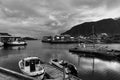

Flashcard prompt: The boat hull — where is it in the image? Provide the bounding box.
[50,59,78,76]
[18,57,45,79]
[4,42,27,46]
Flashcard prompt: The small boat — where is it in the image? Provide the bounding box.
[18,57,45,78]
[49,59,78,76]
[4,41,27,46]
[4,39,27,46]
[3,37,27,46]
[50,59,67,68]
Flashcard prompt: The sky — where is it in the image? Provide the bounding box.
[0,0,120,38]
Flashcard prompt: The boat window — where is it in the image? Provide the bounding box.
[60,63,64,66]
[30,60,35,64]
[35,59,40,64]
[20,62,24,69]
[68,64,76,72]
[25,61,29,66]
[53,59,58,62]
[60,62,65,65]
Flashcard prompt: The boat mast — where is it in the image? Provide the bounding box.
[92,25,95,48]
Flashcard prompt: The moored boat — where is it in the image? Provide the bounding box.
[4,41,27,46]
[49,59,78,76]
[18,57,45,79]
[3,37,27,46]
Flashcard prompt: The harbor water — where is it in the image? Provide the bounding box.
[0,40,120,80]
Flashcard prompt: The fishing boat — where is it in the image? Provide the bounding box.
[49,59,78,76]
[3,37,27,46]
[18,57,45,79]
[4,41,27,46]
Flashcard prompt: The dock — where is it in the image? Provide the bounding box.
[0,63,81,80]
[42,63,81,80]
[0,67,34,80]
[69,46,120,60]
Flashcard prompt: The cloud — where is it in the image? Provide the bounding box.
[0,0,120,37]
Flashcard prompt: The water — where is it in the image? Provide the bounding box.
[0,40,120,80]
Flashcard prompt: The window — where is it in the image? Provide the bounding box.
[25,61,29,66]
[35,59,40,64]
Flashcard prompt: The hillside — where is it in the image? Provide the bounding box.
[23,37,38,40]
[0,33,11,36]
[61,18,120,37]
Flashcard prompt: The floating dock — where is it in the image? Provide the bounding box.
[0,63,81,80]
[69,46,120,59]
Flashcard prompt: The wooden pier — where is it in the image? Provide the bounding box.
[42,63,81,80]
[0,63,81,80]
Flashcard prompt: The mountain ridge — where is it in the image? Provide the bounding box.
[61,18,120,37]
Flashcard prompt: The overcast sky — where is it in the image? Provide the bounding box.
[0,0,120,37]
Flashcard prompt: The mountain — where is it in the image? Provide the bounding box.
[61,18,120,37]
[0,33,11,36]
[23,37,38,40]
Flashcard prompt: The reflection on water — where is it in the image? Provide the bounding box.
[0,41,120,80]
[3,46,27,50]
[72,52,120,80]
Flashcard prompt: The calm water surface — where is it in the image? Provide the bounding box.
[0,40,120,80]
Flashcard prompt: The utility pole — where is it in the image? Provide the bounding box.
[78,55,80,70]
[63,60,66,80]
[92,56,95,80]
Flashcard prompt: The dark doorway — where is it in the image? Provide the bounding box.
[30,60,36,72]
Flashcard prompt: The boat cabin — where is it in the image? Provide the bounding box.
[21,58,43,72]
[19,57,45,78]
[0,36,25,43]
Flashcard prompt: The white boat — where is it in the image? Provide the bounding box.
[3,37,27,46]
[18,57,45,78]
[4,41,27,46]
[50,59,69,69]
[49,59,78,76]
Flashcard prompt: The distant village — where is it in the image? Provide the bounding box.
[42,33,120,44]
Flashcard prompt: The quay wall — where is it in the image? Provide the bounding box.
[0,67,34,80]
